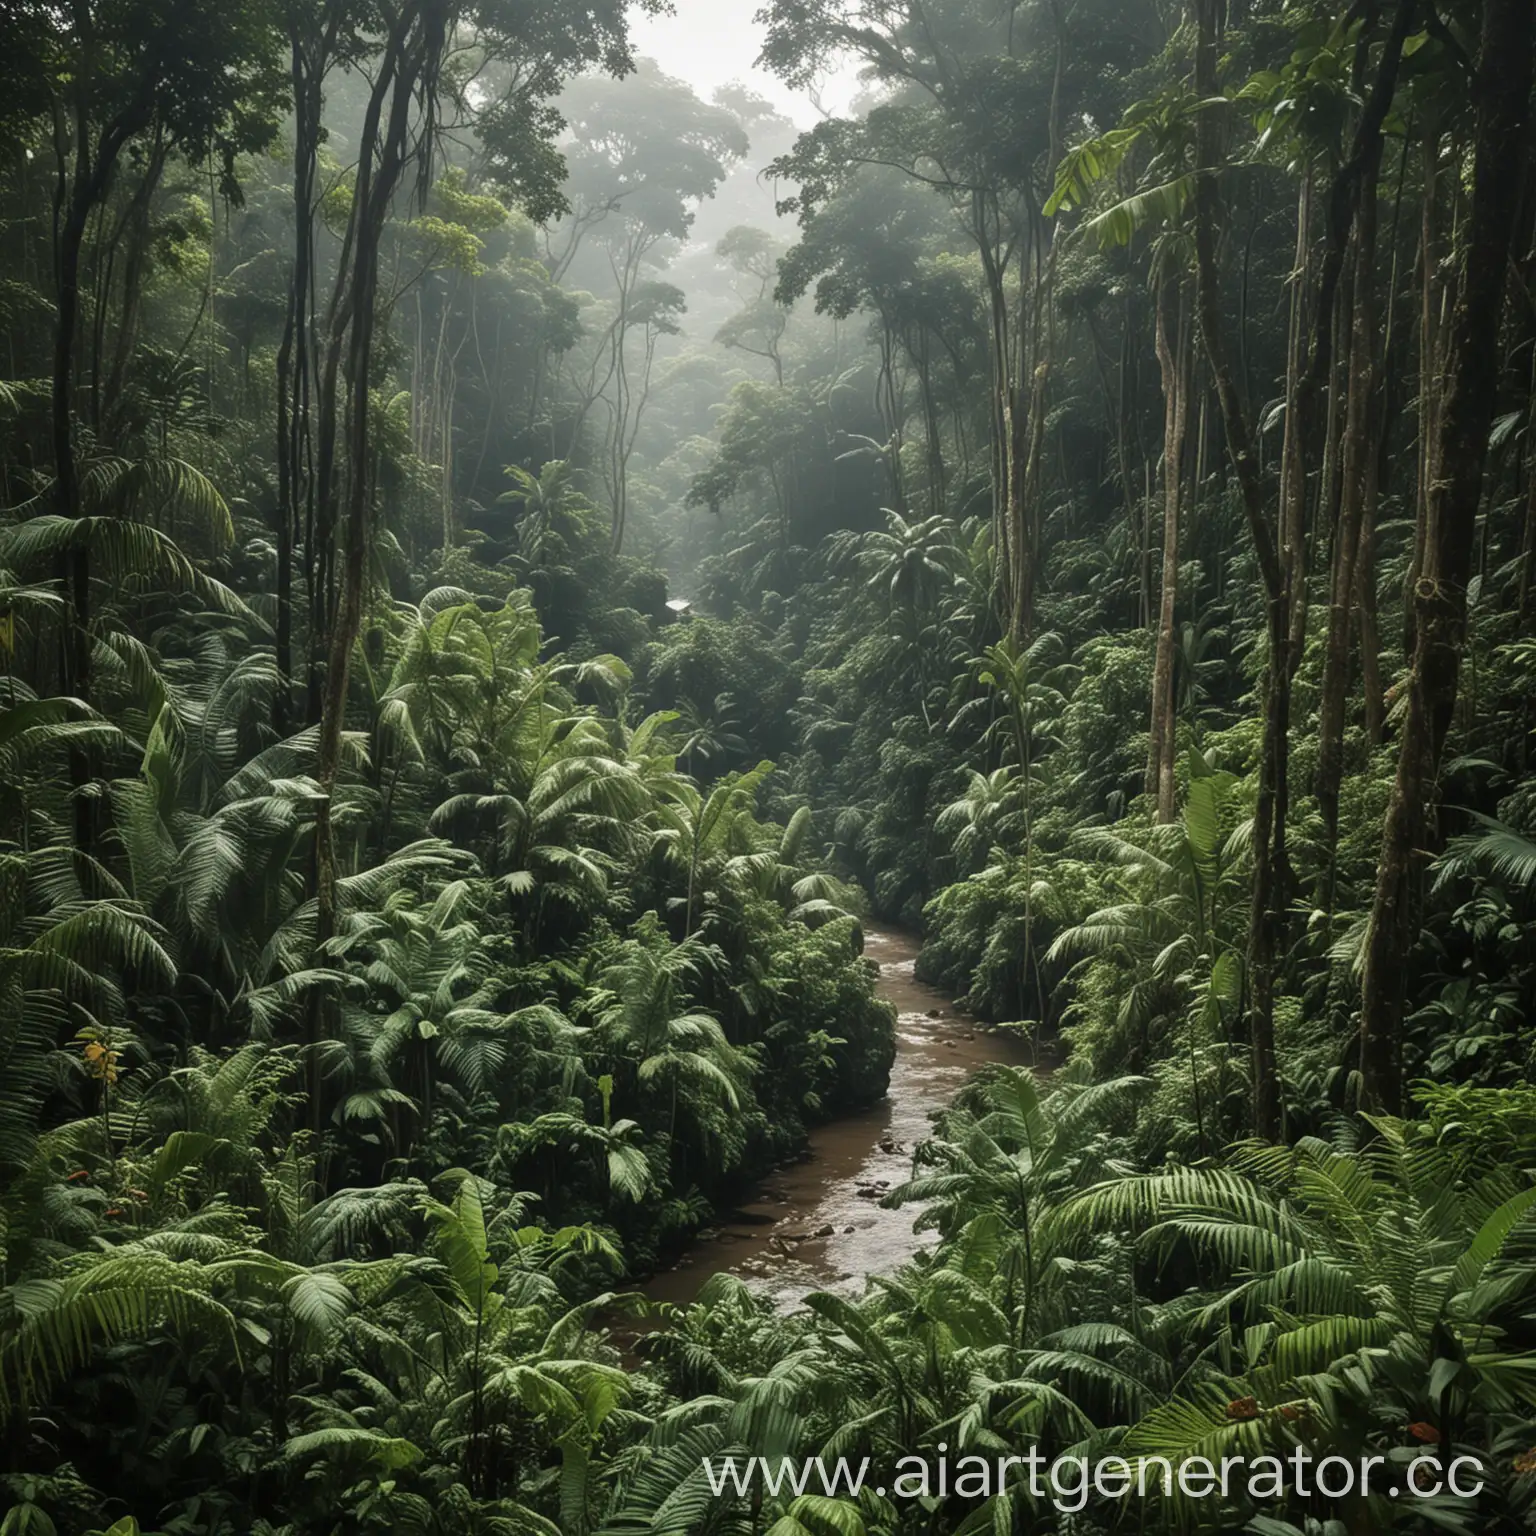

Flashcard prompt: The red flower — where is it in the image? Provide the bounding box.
[1408,1422,1441,1444]
[67,1170,90,1183]
[104,1207,124,1219]
[1226,1397,1259,1422]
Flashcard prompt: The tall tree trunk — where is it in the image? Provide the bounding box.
[1315,0,1416,856]
[976,212,1015,626]
[54,184,93,706]
[1009,229,1056,646]
[1278,171,1312,673]
[1359,0,1533,1112]
[1287,0,1419,700]
[1316,201,1382,856]
[1003,374,1030,640]
[1147,273,1188,823]
[275,297,296,732]
[101,134,169,430]
[276,14,328,731]
[1191,0,1287,1140]
[1086,305,1140,588]
[1356,429,1387,746]
[313,0,445,954]
[1013,356,1049,644]
[917,332,946,515]
[1008,82,1065,648]
[1519,355,1536,624]
[1359,168,1412,748]
[1407,130,1445,654]
[52,100,143,853]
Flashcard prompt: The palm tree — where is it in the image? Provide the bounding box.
[1433,812,1536,894]
[108,641,325,987]
[1173,610,1228,736]
[949,632,1075,1014]
[429,726,642,933]
[1064,1121,1536,1528]
[323,878,507,1137]
[0,691,122,839]
[886,1068,1150,1344]
[374,596,645,931]
[960,631,1074,777]
[593,916,746,1150]
[652,760,775,935]
[673,690,748,779]
[719,802,854,927]
[497,459,589,573]
[414,1170,631,1507]
[0,1238,244,1423]
[614,1274,867,1536]
[282,1167,634,1523]
[498,1100,654,1208]
[0,507,258,689]
[831,508,964,620]
[1047,764,1248,1119]
[0,863,174,1191]
[935,764,1028,871]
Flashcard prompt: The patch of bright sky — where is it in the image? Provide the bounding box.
[627,0,862,128]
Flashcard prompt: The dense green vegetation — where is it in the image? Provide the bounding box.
[4,0,1536,1531]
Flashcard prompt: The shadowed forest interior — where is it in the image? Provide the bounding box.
[4,0,1536,1531]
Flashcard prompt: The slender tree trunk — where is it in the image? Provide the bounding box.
[52,105,141,853]
[309,322,346,726]
[275,298,296,733]
[1359,0,1533,1111]
[1519,357,1536,624]
[55,186,93,717]
[1009,228,1055,645]
[1313,0,1417,849]
[1278,171,1313,671]
[1356,432,1387,745]
[101,134,167,428]
[1317,164,1385,855]
[1147,274,1188,822]
[1087,306,1140,585]
[974,194,1016,626]
[1013,355,1049,644]
[1360,156,1411,748]
[1407,131,1444,653]
[277,17,326,731]
[918,333,946,515]
[313,0,443,972]
[1191,0,1286,1140]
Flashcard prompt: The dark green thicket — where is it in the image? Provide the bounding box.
[4,0,1536,1530]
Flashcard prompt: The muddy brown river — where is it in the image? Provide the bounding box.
[641,922,1038,1309]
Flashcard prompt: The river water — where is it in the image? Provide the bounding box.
[642,922,1037,1309]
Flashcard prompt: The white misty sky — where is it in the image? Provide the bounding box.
[627,0,860,126]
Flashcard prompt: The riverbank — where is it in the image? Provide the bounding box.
[641,922,1041,1308]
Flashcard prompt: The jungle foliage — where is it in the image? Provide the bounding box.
[3,0,1536,1531]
